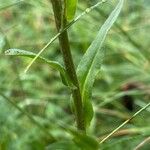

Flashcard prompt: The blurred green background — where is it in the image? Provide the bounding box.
[0,0,150,149]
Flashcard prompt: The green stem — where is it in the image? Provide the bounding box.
[99,102,150,144]
[50,0,85,131]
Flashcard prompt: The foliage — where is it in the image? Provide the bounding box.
[0,0,150,149]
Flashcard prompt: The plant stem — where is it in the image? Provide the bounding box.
[134,136,150,150]
[24,0,106,73]
[50,0,85,131]
[99,102,150,144]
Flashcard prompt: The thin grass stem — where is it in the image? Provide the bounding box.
[99,102,150,144]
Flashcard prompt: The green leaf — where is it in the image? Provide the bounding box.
[70,129,99,150]
[65,0,78,21]
[5,49,73,87]
[46,140,80,150]
[77,0,124,127]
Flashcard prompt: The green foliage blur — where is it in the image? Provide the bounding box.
[0,0,150,149]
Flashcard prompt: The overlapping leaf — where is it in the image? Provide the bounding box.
[71,130,99,150]
[5,49,72,86]
[77,0,124,127]
[65,0,78,21]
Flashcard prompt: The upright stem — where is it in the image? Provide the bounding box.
[50,0,85,131]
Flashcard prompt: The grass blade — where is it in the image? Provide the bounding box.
[0,92,56,142]
[99,102,150,144]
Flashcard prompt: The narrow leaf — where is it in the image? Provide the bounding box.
[65,0,78,21]
[77,0,124,127]
[5,49,72,87]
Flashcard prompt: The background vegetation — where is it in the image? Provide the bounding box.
[0,0,150,149]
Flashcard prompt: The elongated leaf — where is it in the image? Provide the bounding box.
[65,0,78,21]
[77,0,124,127]
[5,49,64,72]
[5,49,72,87]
